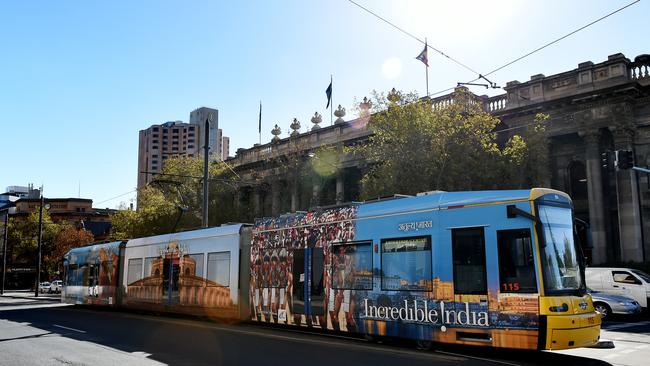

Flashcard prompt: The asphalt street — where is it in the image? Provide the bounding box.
[0,295,646,366]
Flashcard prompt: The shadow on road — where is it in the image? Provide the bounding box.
[0,305,615,366]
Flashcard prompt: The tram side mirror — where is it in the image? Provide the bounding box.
[507,205,534,221]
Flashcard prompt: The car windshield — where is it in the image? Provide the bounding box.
[537,204,584,294]
[632,270,650,283]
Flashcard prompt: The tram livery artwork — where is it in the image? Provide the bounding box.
[63,188,602,351]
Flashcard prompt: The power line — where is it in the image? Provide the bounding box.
[347,0,481,76]
[483,0,640,77]
[95,189,137,205]
[429,0,640,97]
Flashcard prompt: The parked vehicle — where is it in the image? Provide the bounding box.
[585,267,650,309]
[39,282,51,293]
[49,280,63,294]
[588,288,641,319]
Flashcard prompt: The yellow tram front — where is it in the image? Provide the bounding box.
[530,189,601,350]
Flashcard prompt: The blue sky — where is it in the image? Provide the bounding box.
[1,0,647,208]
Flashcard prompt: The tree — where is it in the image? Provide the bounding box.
[44,225,94,279]
[349,88,549,199]
[110,156,240,239]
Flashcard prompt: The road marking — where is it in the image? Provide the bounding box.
[603,353,621,359]
[53,324,86,333]
[621,349,636,354]
[635,345,648,349]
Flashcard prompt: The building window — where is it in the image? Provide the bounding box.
[152,140,158,144]
[331,242,373,290]
[152,145,158,150]
[381,236,432,291]
[152,134,158,138]
[569,161,588,200]
[452,227,487,294]
[188,133,195,137]
[188,145,194,149]
[152,127,159,132]
[172,141,179,145]
[152,160,158,164]
[188,139,195,143]
[207,252,230,286]
[189,126,195,131]
[127,258,143,285]
[152,155,158,158]
[172,147,178,151]
[173,129,179,133]
[151,166,157,170]
[497,229,537,293]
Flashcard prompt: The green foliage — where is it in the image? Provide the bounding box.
[7,211,61,265]
[349,89,549,199]
[110,156,240,239]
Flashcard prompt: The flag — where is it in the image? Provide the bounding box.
[325,79,332,109]
[258,101,262,134]
[416,41,429,67]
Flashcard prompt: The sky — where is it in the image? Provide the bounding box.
[1,0,648,209]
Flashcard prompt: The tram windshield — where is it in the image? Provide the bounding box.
[537,204,584,295]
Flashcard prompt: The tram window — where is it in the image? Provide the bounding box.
[144,257,156,278]
[331,242,373,290]
[127,258,143,285]
[452,228,487,295]
[207,252,230,287]
[497,229,537,293]
[381,236,432,291]
[189,253,204,278]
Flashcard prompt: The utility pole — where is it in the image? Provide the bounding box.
[35,195,44,297]
[1,210,8,295]
[203,116,210,228]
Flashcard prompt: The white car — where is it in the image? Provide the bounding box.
[39,282,51,293]
[49,280,63,294]
[586,267,650,310]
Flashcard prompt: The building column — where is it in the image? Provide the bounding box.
[580,129,608,264]
[271,181,281,216]
[335,170,345,205]
[253,188,261,218]
[311,178,320,208]
[612,127,644,262]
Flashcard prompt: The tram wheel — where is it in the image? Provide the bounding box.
[415,340,432,350]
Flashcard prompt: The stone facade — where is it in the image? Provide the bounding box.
[228,53,650,264]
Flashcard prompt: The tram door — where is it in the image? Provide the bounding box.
[452,227,489,309]
[292,248,325,321]
[162,257,180,305]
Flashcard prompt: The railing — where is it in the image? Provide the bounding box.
[630,59,650,80]
[485,94,508,112]
[430,94,454,110]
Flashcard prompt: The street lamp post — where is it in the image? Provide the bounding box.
[34,195,46,297]
[1,209,8,295]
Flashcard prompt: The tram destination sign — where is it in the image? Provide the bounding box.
[398,220,432,232]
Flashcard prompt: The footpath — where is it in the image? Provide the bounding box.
[0,290,61,302]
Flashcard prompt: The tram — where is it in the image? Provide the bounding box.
[63,188,601,350]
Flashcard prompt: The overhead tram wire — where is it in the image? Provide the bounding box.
[428,0,640,98]
[347,0,481,77]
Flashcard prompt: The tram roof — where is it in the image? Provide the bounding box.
[124,223,246,248]
[358,189,532,218]
[65,240,123,257]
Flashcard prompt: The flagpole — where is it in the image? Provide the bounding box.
[330,75,333,126]
[258,100,262,145]
[425,38,429,96]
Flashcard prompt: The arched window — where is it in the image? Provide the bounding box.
[568,161,588,200]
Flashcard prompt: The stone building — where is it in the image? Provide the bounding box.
[227,53,650,264]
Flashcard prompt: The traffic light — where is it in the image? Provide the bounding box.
[616,150,634,169]
[601,151,614,171]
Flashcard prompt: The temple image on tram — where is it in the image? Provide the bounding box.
[63,188,601,351]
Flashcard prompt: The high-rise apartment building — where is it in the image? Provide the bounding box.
[137,107,229,189]
[137,121,201,188]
